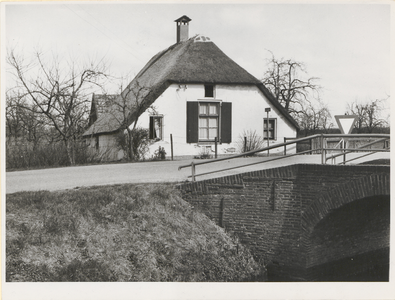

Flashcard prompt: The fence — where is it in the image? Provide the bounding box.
[179,134,390,181]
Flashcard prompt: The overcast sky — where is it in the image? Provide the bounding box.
[3,1,392,123]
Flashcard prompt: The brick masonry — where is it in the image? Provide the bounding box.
[178,164,390,281]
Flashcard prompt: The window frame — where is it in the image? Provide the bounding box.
[198,102,220,142]
[149,115,164,140]
[263,118,277,140]
[204,84,215,98]
[95,136,99,150]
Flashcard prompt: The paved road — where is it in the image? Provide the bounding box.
[6,152,390,194]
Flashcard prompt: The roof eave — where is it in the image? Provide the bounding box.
[167,80,261,86]
[82,81,172,137]
[82,128,121,138]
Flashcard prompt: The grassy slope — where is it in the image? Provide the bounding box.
[6,183,265,282]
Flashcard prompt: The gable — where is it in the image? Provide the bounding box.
[83,35,299,137]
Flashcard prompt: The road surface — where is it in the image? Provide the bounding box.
[6,152,389,194]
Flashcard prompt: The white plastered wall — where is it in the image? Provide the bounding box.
[133,83,297,159]
[86,134,123,161]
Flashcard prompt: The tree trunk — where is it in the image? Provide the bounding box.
[64,139,76,166]
[128,129,134,161]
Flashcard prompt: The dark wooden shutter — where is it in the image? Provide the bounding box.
[186,102,199,143]
[221,102,232,143]
[149,116,154,139]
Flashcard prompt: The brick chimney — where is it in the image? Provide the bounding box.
[175,15,191,43]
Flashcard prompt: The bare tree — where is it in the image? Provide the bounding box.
[109,78,151,161]
[297,100,333,134]
[6,90,47,147]
[262,52,321,118]
[6,90,25,143]
[7,48,108,165]
[347,98,389,133]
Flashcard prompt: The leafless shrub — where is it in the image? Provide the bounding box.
[237,130,264,154]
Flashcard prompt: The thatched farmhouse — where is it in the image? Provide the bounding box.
[83,16,299,160]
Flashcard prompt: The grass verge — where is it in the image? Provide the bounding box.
[6,183,265,282]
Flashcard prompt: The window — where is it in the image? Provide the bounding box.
[95,136,99,150]
[263,119,276,140]
[149,116,163,140]
[204,85,214,98]
[199,102,218,141]
[187,101,232,144]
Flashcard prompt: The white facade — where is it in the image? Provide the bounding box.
[131,83,297,159]
[89,83,298,160]
[89,83,297,160]
[88,84,298,160]
[86,133,124,161]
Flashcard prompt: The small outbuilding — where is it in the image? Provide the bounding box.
[83,16,299,160]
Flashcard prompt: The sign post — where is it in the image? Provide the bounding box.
[265,108,271,156]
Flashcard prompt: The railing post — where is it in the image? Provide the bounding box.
[170,134,174,161]
[191,162,196,182]
[310,138,313,155]
[215,137,218,159]
[284,137,287,155]
[321,134,325,164]
[244,136,247,153]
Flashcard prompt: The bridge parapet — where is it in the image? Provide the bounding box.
[179,163,390,281]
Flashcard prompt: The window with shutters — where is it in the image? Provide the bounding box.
[199,102,219,141]
[263,118,276,140]
[187,101,231,144]
[149,116,163,140]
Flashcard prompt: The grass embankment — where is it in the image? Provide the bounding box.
[6,183,265,282]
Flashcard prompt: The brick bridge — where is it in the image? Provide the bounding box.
[179,164,390,281]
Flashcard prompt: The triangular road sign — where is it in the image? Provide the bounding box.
[335,115,358,134]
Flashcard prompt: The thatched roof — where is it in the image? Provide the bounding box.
[83,35,299,136]
[87,94,118,127]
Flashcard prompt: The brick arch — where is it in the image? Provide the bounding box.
[301,173,390,235]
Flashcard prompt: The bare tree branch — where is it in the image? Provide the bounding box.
[261,52,321,118]
[347,97,389,133]
[7,47,109,165]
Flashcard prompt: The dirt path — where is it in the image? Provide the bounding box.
[6,152,389,194]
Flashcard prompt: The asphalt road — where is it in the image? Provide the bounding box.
[6,152,390,194]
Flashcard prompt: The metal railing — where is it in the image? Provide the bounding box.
[179,133,390,181]
[325,137,389,164]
